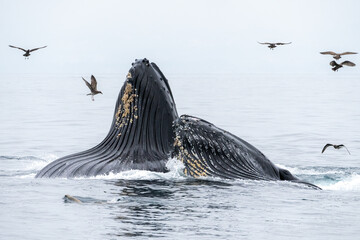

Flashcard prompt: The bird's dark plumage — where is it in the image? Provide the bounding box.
[9,45,27,52]
[320,51,357,60]
[321,143,351,155]
[29,46,47,52]
[341,61,356,67]
[82,75,102,101]
[329,60,356,71]
[274,42,292,45]
[9,45,47,58]
[258,42,291,50]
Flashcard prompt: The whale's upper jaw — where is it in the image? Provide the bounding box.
[126,58,178,117]
[125,57,178,127]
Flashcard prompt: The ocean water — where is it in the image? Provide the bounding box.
[1,73,360,239]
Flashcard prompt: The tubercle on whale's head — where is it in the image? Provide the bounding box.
[125,58,177,109]
[122,58,178,121]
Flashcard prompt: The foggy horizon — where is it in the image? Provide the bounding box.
[1,0,359,75]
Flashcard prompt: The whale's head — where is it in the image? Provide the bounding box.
[109,58,179,170]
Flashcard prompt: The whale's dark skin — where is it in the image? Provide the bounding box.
[36,59,320,189]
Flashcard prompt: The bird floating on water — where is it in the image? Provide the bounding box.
[82,75,102,101]
[258,42,292,50]
[64,195,82,203]
[320,51,357,60]
[329,60,356,72]
[321,144,351,155]
[9,45,47,59]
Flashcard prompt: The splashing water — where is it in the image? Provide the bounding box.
[2,154,359,191]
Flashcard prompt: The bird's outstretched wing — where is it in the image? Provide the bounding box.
[329,61,339,67]
[276,42,291,45]
[258,42,272,45]
[320,51,337,56]
[29,46,47,52]
[339,52,357,56]
[90,75,98,91]
[341,61,356,67]
[338,145,351,155]
[321,143,333,153]
[9,45,27,52]
[82,77,93,91]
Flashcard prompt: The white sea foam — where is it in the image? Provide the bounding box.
[277,164,360,191]
[1,154,57,177]
[19,173,37,179]
[19,156,360,191]
[276,164,343,175]
[38,153,58,162]
[24,154,57,171]
[75,158,186,181]
[23,159,50,171]
[321,174,360,191]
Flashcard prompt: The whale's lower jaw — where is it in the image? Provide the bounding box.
[35,117,173,177]
[35,151,169,178]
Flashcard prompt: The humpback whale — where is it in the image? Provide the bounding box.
[36,58,319,189]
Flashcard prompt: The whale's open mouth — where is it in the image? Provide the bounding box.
[36,59,178,178]
[36,58,320,189]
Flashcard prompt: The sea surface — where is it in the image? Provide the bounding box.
[1,73,360,239]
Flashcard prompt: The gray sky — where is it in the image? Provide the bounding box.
[1,0,359,74]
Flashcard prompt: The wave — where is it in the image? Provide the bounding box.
[75,158,186,180]
[0,154,56,177]
[2,154,359,191]
[321,174,360,191]
[277,164,360,191]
